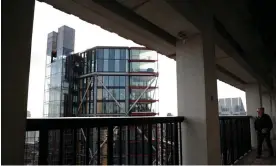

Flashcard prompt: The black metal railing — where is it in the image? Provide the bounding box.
[24,116,184,165]
[219,116,251,165]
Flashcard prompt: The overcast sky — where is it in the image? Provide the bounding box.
[28,1,246,117]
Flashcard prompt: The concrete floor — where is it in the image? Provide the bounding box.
[236,140,276,165]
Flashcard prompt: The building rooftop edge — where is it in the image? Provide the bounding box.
[75,46,155,55]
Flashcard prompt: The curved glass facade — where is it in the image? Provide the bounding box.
[76,47,159,117]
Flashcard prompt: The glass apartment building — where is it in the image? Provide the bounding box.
[44,25,75,117]
[42,25,76,164]
[75,46,159,117]
[40,45,160,165]
[73,46,159,165]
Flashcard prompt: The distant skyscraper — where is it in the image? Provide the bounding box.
[46,31,58,57]
[218,97,246,116]
[57,26,75,56]
[44,25,75,117]
[27,111,31,117]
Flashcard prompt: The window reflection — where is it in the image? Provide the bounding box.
[130,49,157,60]
[130,62,156,72]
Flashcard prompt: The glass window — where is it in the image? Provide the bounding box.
[119,60,126,72]
[120,89,125,100]
[114,76,120,86]
[109,49,115,60]
[97,89,103,100]
[90,91,93,100]
[108,89,114,100]
[104,49,109,59]
[115,60,120,72]
[97,59,104,72]
[114,103,119,114]
[114,89,120,100]
[131,50,140,59]
[120,49,126,59]
[126,49,129,59]
[115,49,120,59]
[97,102,102,113]
[109,76,114,86]
[96,49,104,59]
[98,76,103,85]
[108,59,115,72]
[102,102,107,113]
[120,103,125,113]
[119,76,125,86]
[103,90,108,100]
[107,102,113,113]
[89,103,93,114]
[130,62,139,72]
[103,76,109,87]
[104,60,109,72]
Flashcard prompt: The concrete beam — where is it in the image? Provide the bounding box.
[40,0,175,55]
[166,0,273,90]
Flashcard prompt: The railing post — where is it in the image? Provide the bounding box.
[247,117,252,151]
[135,125,138,165]
[170,123,173,165]
[221,119,227,164]
[38,129,48,165]
[155,124,159,165]
[97,127,101,165]
[59,129,64,165]
[142,125,145,165]
[179,122,183,165]
[118,126,122,165]
[174,122,179,165]
[235,119,240,160]
[148,124,153,165]
[107,125,113,165]
[73,129,77,165]
[86,128,90,165]
[127,126,130,165]
[229,119,234,164]
[160,123,164,165]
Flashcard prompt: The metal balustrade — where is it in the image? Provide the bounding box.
[25,116,184,165]
[24,115,253,165]
[219,116,252,164]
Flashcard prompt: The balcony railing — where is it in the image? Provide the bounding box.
[25,116,185,165]
[24,116,252,165]
[219,116,251,164]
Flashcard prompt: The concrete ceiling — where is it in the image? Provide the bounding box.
[39,0,274,91]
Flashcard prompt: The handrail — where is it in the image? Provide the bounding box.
[26,116,185,131]
[219,115,252,119]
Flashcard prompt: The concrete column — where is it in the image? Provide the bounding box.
[245,84,262,148]
[2,0,35,164]
[262,94,272,115]
[271,95,276,139]
[176,34,220,164]
[263,94,273,139]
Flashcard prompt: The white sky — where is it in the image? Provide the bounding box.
[28,1,246,117]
